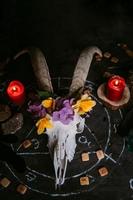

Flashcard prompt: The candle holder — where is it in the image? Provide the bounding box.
[97,83,130,110]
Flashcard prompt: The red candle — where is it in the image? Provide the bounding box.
[106,75,126,101]
[7,80,25,105]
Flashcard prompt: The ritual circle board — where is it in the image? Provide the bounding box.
[0,77,125,198]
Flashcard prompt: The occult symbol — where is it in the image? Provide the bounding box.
[25,172,37,182]
[129,179,133,190]
[78,136,91,147]
[1,79,125,197]
[31,138,40,150]
[113,124,117,133]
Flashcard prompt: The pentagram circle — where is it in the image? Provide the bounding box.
[1,77,125,197]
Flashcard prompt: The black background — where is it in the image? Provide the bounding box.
[0,0,133,75]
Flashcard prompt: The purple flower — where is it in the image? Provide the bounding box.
[27,102,46,118]
[53,99,74,125]
[55,97,65,110]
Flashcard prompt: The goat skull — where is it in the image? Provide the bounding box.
[14,46,102,187]
[46,113,85,187]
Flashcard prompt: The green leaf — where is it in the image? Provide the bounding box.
[37,90,52,99]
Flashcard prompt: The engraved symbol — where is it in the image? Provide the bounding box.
[31,138,40,150]
[25,172,37,182]
[130,179,133,190]
[78,136,87,144]
[113,124,117,133]
[78,136,91,147]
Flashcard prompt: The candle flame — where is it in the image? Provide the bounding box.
[12,86,17,91]
[114,80,119,86]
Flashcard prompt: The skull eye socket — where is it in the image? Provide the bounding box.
[77,122,82,133]
[76,118,85,133]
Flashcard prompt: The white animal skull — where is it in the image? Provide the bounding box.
[46,113,85,187]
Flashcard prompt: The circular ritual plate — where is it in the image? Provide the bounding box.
[0,78,125,198]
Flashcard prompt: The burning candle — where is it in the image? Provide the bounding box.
[106,75,126,101]
[7,80,25,105]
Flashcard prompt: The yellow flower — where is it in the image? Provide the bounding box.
[42,98,54,108]
[73,97,96,115]
[36,114,53,135]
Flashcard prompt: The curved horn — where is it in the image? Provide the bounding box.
[14,47,53,93]
[69,46,102,96]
